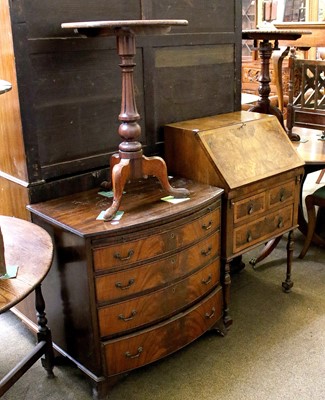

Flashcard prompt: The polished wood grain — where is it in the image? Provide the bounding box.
[0,0,30,221]
[28,178,222,237]
[0,178,30,220]
[0,216,53,313]
[103,287,222,376]
[0,216,54,396]
[274,22,325,59]
[165,112,304,192]
[0,0,27,181]
[98,259,220,337]
[27,178,224,399]
[93,207,220,271]
[234,205,293,253]
[165,111,305,292]
[63,19,190,220]
[292,128,325,165]
[95,233,220,303]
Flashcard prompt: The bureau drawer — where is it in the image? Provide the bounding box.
[233,205,293,253]
[92,208,220,271]
[95,232,220,304]
[233,192,266,223]
[98,258,220,337]
[102,286,222,376]
[268,181,295,208]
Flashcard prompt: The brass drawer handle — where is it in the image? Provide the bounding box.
[247,204,254,214]
[205,307,215,319]
[278,217,284,228]
[202,220,213,230]
[114,249,134,261]
[118,310,137,322]
[201,246,212,257]
[115,279,135,290]
[201,274,212,285]
[279,189,285,202]
[125,346,143,359]
[247,232,252,242]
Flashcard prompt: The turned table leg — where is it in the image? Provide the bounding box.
[35,284,55,377]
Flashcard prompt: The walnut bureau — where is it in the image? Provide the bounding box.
[27,178,224,399]
[164,111,305,298]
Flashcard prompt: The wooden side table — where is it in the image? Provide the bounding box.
[242,29,310,139]
[61,20,190,220]
[0,216,54,397]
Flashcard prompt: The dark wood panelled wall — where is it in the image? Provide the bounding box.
[0,0,242,219]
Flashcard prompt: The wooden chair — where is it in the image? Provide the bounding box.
[299,185,325,259]
[272,46,290,114]
[286,50,325,141]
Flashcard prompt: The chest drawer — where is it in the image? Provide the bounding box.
[268,181,295,208]
[233,204,293,253]
[95,232,220,304]
[102,286,222,376]
[233,192,266,223]
[92,208,220,271]
[98,258,220,337]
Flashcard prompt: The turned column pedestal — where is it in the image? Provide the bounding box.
[62,20,190,220]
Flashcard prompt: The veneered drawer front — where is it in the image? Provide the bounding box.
[233,192,266,224]
[93,208,220,271]
[233,205,293,253]
[98,259,220,337]
[95,233,220,304]
[268,181,295,208]
[103,286,222,376]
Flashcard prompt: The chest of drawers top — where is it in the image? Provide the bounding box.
[27,177,223,240]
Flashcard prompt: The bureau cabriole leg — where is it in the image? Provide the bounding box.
[221,260,233,328]
[282,229,294,293]
[249,236,282,268]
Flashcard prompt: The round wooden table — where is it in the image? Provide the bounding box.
[0,216,54,396]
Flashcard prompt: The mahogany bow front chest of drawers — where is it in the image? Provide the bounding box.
[164,111,305,292]
[27,178,224,399]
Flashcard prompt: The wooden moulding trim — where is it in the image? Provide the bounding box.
[0,171,30,187]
